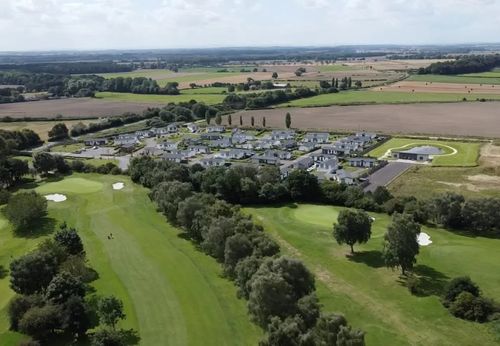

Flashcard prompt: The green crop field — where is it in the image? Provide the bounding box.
[95,91,225,105]
[407,74,500,85]
[280,90,500,107]
[96,69,243,87]
[0,174,261,345]
[368,138,481,167]
[245,204,500,346]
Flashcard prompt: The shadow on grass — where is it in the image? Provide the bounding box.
[347,250,385,268]
[13,217,57,238]
[398,264,449,297]
[426,223,500,240]
[0,265,8,279]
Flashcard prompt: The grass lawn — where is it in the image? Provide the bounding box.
[245,204,500,346]
[389,165,500,199]
[95,92,225,105]
[407,74,500,85]
[0,174,261,345]
[368,138,481,167]
[181,87,227,94]
[51,142,85,153]
[280,90,500,107]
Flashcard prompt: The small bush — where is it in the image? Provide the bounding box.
[449,292,494,322]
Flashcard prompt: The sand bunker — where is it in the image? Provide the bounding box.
[44,194,67,202]
[112,182,125,190]
[417,232,432,246]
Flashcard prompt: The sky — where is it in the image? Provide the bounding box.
[1,0,500,51]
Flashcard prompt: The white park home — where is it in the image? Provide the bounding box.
[200,157,226,167]
[271,130,295,140]
[303,132,330,143]
[317,158,338,173]
[217,149,254,160]
[157,141,179,151]
[186,123,199,133]
[348,157,377,168]
[84,138,107,146]
[206,125,225,133]
[166,123,179,133]
[264,150,292,160]
[298,142,318,152]
[188,145,210,155]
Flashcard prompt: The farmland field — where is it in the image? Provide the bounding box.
[407,74,500,85]
[0,120,94,141]
[0,174,261,344]
[378,81,500,94]
[280,90,500,107]
[368,138,481,167]
[233,102,500,138]
[246,204,500,346]
[95,91,225,104]
[0,98,165,119]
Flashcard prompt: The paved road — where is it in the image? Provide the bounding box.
[364,162,414,193]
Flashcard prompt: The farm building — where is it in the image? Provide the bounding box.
[348,157,377,168]
[392,146,442,162]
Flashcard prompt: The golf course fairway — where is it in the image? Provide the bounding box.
[0,174,261,345]
[245,204,500,346]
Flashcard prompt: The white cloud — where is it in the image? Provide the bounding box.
[0,0,499,50]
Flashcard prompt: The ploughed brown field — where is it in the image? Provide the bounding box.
[377,81,500,94]
[0,98,164,119]
[233,102,500,138]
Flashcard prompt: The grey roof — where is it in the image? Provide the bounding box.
[396,146,443,155]
[349,157,377,162]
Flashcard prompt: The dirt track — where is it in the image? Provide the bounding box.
[233,102,500,138]
[0,98,163,118]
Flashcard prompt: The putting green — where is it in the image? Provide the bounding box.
[1,174,260,345]
[246,204,500,346]
[35,177,103,194]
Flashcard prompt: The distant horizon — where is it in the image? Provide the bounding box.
[2,0,500,51]
[2,42,500,55]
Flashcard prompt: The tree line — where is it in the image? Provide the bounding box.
[6,212,138,345]
[418,54,500,75]
[129,157,365,345]
[0,87,25,104]
[0,62,132,75]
